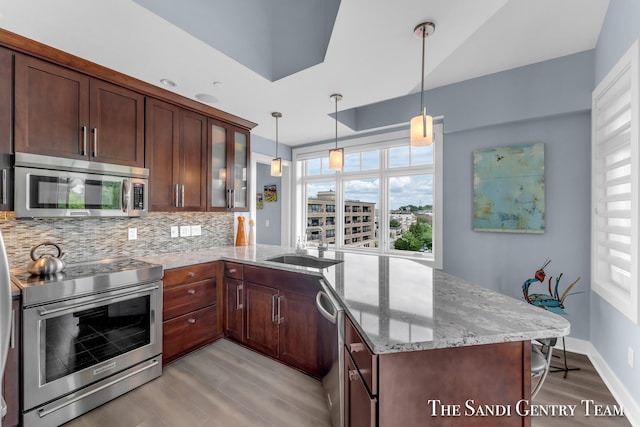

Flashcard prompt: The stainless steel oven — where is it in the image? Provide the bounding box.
[12,258,163,427]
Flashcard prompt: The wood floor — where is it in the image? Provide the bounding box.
[65,339,332,427]
[65,340,631,427]
[532,350,631,427]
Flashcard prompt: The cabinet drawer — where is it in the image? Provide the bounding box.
[163,262,216,287]
[162,306,217,363]
[345,317,378,396]
[224,262,243,279]
[163,278,216,320]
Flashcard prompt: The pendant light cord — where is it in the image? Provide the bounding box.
[335,95,338,149]
[275,115,279,158]
[420,25,425,115]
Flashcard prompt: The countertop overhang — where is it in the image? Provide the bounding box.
[138,244,570,354]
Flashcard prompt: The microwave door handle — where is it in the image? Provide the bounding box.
[121,179,130,214]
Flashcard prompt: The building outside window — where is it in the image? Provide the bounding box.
[294,126,443,267]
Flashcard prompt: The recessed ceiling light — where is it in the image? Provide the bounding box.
[195,93,218,104]
[160,78,176,87]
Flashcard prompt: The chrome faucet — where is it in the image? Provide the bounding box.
[306,226,328,256]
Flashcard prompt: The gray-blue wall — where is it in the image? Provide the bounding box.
[255,162,282,245]
[251,133,293,161]
[444,112,591,340]
[591,0,640,405]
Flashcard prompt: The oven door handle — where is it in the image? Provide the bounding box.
[37,358,159,418]
[37,284,160,316]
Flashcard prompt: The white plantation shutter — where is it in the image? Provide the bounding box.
[592,40,640,324]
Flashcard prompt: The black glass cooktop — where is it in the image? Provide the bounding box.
[11,257,163,306]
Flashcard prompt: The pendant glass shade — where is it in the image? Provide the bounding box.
[328,148,343,171]
[271,157,282,177]
[410,109,433,146]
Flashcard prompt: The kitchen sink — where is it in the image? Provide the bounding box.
[266,254,343,269]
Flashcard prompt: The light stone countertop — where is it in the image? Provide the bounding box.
[137,244,570,354]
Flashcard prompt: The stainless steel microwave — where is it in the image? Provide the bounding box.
[14,152,148,218]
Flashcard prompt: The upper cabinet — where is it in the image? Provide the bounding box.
[0,47,12,211]
[14,54,144,167]
[145,98,207,211]
[208,118,250,211]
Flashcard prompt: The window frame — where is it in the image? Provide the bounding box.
[292,125,443,268]
[591,40,640,324]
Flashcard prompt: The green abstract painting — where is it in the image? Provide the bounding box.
[473,143,545,233]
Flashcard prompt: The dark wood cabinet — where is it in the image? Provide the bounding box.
[238,265,332,378]
[343,316,531,427]
[244,282,280,358]
[14,54,144,167]
[0,47,12,211]
[345,349,376,427]
[162,262,220,364]
[145,97,207,211]
[207,119,250,211]
[278,290,327,375]
[2,299,20,427]
[224,278,244,342]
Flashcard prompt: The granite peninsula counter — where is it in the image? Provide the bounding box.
[139,244,570,354]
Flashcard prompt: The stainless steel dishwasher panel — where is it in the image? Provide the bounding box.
[316,281,344,427]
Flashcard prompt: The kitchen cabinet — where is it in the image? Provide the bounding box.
[2,299,20,427]
[14,54,144,167]
[208,118,250,211]
[223,262,244,343]
[343,316,531,427]
[241,265,333,378]
[145,98,207,211]
[162,262,220,364]
[0,47,12,211]
[345,349,376,427]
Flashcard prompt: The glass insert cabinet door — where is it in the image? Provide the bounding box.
[208,119,249,210]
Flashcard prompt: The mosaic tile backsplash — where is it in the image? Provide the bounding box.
[0,211,234,268]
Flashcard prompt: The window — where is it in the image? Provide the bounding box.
[294,126,443,267]
[591,40,640,324]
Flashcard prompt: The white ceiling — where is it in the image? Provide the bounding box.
[0,0,610,146]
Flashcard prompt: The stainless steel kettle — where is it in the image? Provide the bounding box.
[27,242,67,275]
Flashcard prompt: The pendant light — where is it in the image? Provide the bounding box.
[328,93,343,171]
[410,21,436,146]
[270,112,282,177]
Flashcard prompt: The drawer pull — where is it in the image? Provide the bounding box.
[349,343,365,353]
[187,289,196,295]
[348,370,360,382]
[187,318,196,324]
[228,268,237,274]
[187,272,195,278]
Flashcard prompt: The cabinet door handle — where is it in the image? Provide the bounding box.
[236,284,243,309]
[228,268,237,274]
[92,127,98,157]
[180,184,185,208]
[348,370,360,382]
[271,294,277,323]
[81,126,87,156]
[277,296,283,324]
[1,169,6,206]
[174,184,180,208]
[187,289,196,295]
[187,318,196,324]
[187,272,195,278]
[10,308,15,349]
[226,189,232,209]
[349,343,365,353]
[230,188,235,209]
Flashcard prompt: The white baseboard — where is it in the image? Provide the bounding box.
[557,337,640,427]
